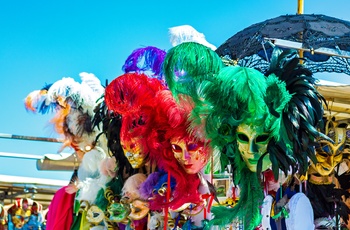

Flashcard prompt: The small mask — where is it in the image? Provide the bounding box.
[121,137,148,168]
[310,121,347,176]
[236,123,271,172]
[170,139,210,174]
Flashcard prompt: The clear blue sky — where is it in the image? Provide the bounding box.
[1,0,350,182]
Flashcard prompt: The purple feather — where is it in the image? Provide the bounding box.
[122,46,166,82]
[139,171,161,200]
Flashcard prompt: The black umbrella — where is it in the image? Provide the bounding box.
[216,14,350,75]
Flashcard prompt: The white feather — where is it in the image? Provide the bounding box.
[79,72,105,97]
[76,174,110,204]
[78,147,107,181]
[168,25,217,50]
[46,77,82,106]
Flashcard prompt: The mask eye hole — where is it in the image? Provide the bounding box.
[256,134,270,144]
[237,133,249,143]
[187,143,199,151]
[171,144,182,153]
[138,116,145,125]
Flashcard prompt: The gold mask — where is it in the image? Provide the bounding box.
[310,121,347,176]
[121,137,148,169]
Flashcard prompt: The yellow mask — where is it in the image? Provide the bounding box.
[121,137,148,169]
[310,122,347,176]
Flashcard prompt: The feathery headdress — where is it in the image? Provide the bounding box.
[104,73,166,163]
[163,42,224,102]
[168,25,217,51]
[24,73,105,154]
[122,46,167,83]
[265,48,330,177]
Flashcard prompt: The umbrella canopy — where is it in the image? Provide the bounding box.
[216,14,350,75]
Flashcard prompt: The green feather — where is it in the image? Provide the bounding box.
[163,42,224,100]
[209,166,264,230]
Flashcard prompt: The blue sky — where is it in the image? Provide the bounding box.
[1,0,350,182]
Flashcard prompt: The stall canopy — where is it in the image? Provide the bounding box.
[316,80,350,121]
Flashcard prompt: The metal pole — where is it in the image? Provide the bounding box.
[297,0,304,14]
[0,133,63,143]
[297,0,304,62]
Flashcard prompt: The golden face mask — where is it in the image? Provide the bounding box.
[236,123,272,172]
[121,137,148,169]
[310,124,347,176]
[12,208,25,229]
[170,139,210,174]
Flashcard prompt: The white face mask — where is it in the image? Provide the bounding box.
[236,123,271,172]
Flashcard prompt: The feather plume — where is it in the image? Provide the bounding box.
[163,42,224,101]
[210,155,264,230]
[104,73,166,161]
[169,25,217,50]
[100,157,118,178]
[78,147,107,181]
[79,72,105,96]
[76,175,110,204]
[265,47,330,176]
[122,46,167,82]
[24,84,56,114]
[139,172,161,200]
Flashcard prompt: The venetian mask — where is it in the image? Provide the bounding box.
[310,122,347,176]
[170,139,210,174]
[121,136,148,168]
[11,208,26,229]
[236,123,271,172]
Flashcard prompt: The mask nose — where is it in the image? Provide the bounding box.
[181,149,191,161]
[249,140,258,154]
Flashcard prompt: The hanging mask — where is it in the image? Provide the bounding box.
[107,202,130,223]
[128,199,150,220]
[86,205,105,225]
[310,121,347,176]
[170,139,210,174]
[236,123,271,172]
[121,136,148,169]
[11,208,26,229]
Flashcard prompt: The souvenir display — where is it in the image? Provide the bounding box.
[19,27,347,229]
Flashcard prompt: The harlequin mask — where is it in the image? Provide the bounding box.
[310,121,347,176]
[170,139,210,174]
[236,123,271,172]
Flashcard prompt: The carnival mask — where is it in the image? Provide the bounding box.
[236,123,271,172]
[170,139,209,174]
[121,137,148,169]
[11,208,26,229]
[310,124,347,176]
